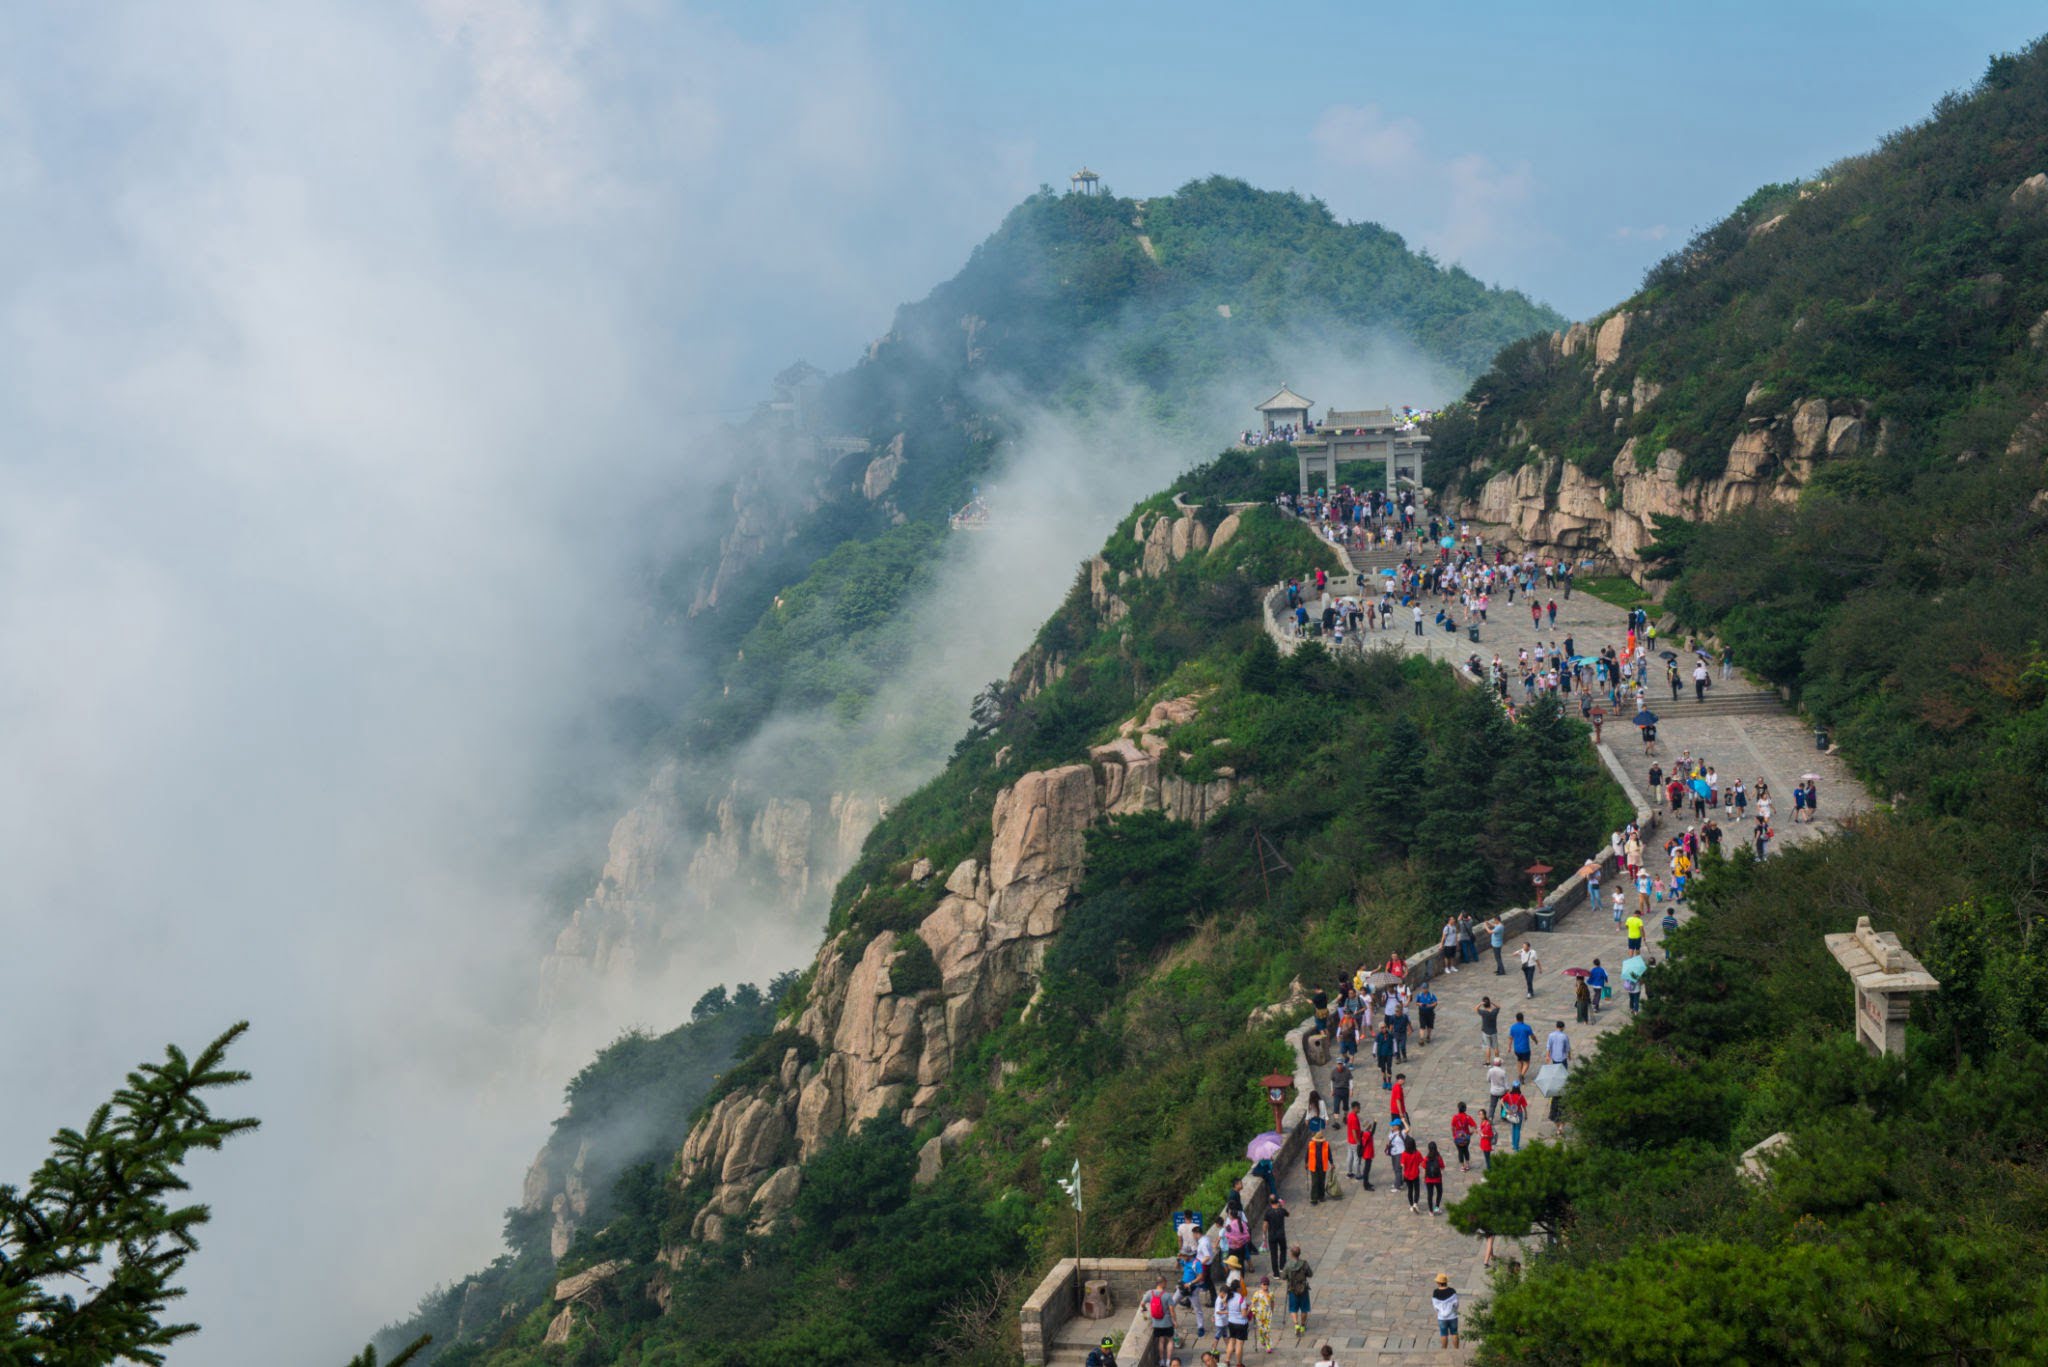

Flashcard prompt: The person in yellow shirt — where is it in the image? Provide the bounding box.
[1625,913,1645,953]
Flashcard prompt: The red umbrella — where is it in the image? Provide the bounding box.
[1562,967,1593,979]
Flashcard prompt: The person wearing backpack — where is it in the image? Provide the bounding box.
[1501,1083,1529,1152]
[1145,1277,1177,1366]
[1305,1131,1334,1205]
[1086,1335,1119,1367]
[1282,1245,1314,1342]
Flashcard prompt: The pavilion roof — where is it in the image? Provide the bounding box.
[1255,386,1314,412]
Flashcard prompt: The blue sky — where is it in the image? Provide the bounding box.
[685,0,2048,390]
[1,6,2043,1360]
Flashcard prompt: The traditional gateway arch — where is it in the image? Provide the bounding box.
[1295,407,1430,495]
[1253,389,1431,495]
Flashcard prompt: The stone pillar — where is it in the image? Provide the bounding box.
[1823,916,1938,1056]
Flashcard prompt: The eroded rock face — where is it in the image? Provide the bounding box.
[671,687,1245,1243]
[862,433,907,500]
[1458,394,1867,571]
[1594,311,1631,367]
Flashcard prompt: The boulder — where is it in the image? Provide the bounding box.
[1631,375,1663,410]
[1141,516,1174,576]
[915,1135,945,1186]
[861,433,906,500]
[716,1096,789,1188]
[1209,511,1243,549]
[1594,311,1631,367]
[751,1164,802,1230]
[1825,416,1863,458]
[555,1260,630,1303]
[543,1305,576,1345]
[910,857,933,882]
[1560,321,1592,357]
[2012,172,2048,205]
[1791,399,1831,461]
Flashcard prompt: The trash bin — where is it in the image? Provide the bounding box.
[1814,727,1829,751]
[1533,907,1556,932]
[1467,624,1481,643]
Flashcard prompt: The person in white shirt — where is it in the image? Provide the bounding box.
[1431,1273,1460,1349]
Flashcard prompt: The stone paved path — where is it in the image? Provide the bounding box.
[1265,909,1651,1365]
[1242,530,1873,1364]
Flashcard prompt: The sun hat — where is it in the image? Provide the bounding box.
[1436,1273,1450,1286]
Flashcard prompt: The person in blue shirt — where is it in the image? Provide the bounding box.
[1586,960,1609,1014]
[1414,986,1438,1045]
[1507,1014,1536,1080]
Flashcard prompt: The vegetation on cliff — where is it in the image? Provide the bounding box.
[401,488,1617,1365]
[1431,38,2048,832]
[1419,38,2048,1362]
[665,179,1560,802]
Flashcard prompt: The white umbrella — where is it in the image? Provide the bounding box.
[1534,1062,1570,1096]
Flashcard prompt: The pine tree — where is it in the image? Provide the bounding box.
[1360,714,1427,855]
[1494,693,1600,872]
[1415,689,1512,906]
[0,1022,260,1364]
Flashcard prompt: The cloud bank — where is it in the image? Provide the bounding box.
[0,2,1032,1363]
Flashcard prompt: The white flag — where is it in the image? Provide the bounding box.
[1057,1158,1082,1212]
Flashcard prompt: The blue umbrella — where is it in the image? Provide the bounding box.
[1689,778,1712,797]
[1439,536,1455,548]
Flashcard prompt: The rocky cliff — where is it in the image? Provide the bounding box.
[665,520,1242,1251]
[539,766,885,1012]
[1454,311,1872,569]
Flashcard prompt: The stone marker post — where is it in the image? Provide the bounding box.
[1823,915,1938,1056]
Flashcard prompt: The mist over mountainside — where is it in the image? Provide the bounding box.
[381,39,2048,1367]
[380,177,1559,1355]
[539,176,1559,1020]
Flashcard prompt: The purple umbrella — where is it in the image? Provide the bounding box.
[1246,1131,1286,1162]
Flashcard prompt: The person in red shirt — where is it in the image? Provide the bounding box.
[1399,1143,1425,1213]
[1477,1114,1495,1172]
[1449,1103,1476,1171]
[1389,1073,1410,1128]
[1344,1103,1367,1184]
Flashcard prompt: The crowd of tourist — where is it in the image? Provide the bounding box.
[1106,473,1835,1365]
[1241,420,1316,448]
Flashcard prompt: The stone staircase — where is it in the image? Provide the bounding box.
[1643,688,1783,719]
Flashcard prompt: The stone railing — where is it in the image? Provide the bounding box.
[1019,1257,1175,1365]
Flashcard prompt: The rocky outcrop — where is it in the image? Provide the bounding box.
[862,433,906,500]
[1458,394,1870,570]
[668,686,1241,1247]
[1594,310,1632,368]
[1132,511,1217,578]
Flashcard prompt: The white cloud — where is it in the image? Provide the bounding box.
[1310,103,1535,277]
[1614,223,1670,241]
[0,3,1033,1364]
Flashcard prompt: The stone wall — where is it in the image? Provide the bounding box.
[1019,1258,1176,1366]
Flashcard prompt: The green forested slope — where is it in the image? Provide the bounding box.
[403,472,1619,1366]
[1424,39,2048,1362]
[1431,39,2048,829]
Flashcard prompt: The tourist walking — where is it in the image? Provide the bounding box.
[1518,942,1540,998]
[1450,1102,1475,1170]
[1488,917,1506,974]
[1305,1131,1333,1205]
[1509,1013,1535,1079]
[1486,1059,1508,1118]
[1414,984,1438,1044]
[1283,1247,1314,1342]
[1431,1275,1461,1350]
[1478,1113,1496,1170]
[1400,1140,1425,1213]
[1262,1195,1288,1276]
[1439,918,1460,972]
[1423,1142,1446,1214]
[1547,1021,1571,1069]
[1146,1278,1178,1366]
[1501,1083,1529,1151]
